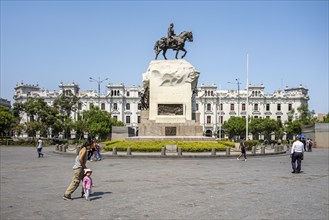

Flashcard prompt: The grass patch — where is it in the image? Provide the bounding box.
[102,140,235,152]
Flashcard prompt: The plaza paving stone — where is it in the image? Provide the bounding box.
[0,146,328,219]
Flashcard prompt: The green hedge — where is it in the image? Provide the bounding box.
[103,140,234,152]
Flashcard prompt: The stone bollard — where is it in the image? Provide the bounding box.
[59,144,63,152]
[261,146,265,154]
[226,147,231,156]
[56,144,59,151]
[211,148,216,156]
[251,146,256,155]
[112,147,117,155]
[127,147,132,156]
[63,144,68,152]
[161,147,166,156]
[178,147,182,156]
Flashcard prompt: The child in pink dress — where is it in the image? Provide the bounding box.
[82,169,93,201]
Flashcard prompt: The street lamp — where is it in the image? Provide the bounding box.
[228,78,241,116]
[89,77,109,107]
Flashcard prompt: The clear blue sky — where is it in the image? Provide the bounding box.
[1,1,328,114]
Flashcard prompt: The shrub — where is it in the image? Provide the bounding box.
[102,140,233,152]
[244,140,259,150]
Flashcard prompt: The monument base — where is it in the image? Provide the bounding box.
[139,110,203,136]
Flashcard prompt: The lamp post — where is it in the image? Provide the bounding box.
[89,77,109,107]
[228,78,241,117]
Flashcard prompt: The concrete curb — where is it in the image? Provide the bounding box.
[53,148,288,159]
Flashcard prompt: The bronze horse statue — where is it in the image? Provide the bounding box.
[154,31,193,60]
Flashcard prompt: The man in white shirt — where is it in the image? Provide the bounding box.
[290,135,305,173]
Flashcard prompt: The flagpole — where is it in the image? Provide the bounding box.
[246,53,249,140]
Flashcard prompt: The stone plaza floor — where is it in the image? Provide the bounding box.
[0,146,328,219]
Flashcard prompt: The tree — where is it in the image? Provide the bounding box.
[13,97,59,138]
[249,118,264,140]
[52,93,80,138]
[222,116,246,140]
[0,106,16,136]
[83,107,124,140]
[53,92,79,116]
[296,104,316,125]
[262,118,279,140]
[285,120,302,140]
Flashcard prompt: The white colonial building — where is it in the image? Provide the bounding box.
[14,81,309,138]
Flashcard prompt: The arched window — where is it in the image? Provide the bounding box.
[207,103,211,111]
[113,103,118,110]
[126,103,130,110]
[101,103,105,110]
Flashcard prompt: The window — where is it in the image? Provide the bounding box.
[254,116,258,119]
[254,103,258,111]
[78,103,82,110]
[266,116,270,119]
[89,103,94,109]
[288,103,292,111]
[207,103,211,111]
[126,91,130,96]
[277,116,281,120]
[101,103,105,110]
[266,104,270,111]
[138,103,141,110]
[230,103,234,111]
[242,103,246,111]
[220,103,223,111]
[126,103,130,110]
[277,104,281,111]
[219,116,223,124]
[211,91,214,96]
[126,116,130,124]
[113,116,118,120]
[196,103,199,111]
[137,116,141,123]
[113,103,118,110]
[207,116,211,124]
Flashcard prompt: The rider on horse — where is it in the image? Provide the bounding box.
[167,23,177,47]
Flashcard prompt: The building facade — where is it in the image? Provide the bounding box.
[14,81,309,138]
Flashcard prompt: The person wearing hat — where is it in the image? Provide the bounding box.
[63,141,92,200]
[290,135,305,173]
[83,169,93,201]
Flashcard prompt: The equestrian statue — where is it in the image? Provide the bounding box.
[154,23,193,60]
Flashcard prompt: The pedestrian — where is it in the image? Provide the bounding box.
[36,138,44,158]
[63,141,92,200]
[301,137,307,151]
[82,169,93,201]
[290,135,304,173]
[88,141,96,161]
[237,138,247,161]
[95,140,102,161]
[308,139,313,152]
